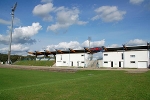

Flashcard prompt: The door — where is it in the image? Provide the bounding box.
[138,61,147,68]
[119,61,121,67]
[111,61,113,67]
[77,61,79,66]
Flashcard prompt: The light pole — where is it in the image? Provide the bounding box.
[88,37,91,48]
[147,42,150,68]
[7,2,17,64]
[54,49,57,63]
[84,47,86,68]
[122,44,127,68]
[44,50,46,59]
[68,48,70,67]
[147,42,150,58]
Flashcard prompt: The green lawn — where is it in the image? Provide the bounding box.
[0,68,150,100]
[13,60,55,66]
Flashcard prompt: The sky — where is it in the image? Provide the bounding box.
[0,0,150,56]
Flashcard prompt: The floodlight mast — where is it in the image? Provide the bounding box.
[88,37,91,48]
[7,2,17,64]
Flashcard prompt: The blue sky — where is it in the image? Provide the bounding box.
[0,0,150,55]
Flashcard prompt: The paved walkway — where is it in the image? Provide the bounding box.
[0,64,149,73]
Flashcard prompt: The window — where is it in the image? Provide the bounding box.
[130,55,135,58]
[121,53,124,60]
[104,61,108,63]
[130,61,135,63]
[81,55,84,56]
[81,62,84,63]
[104,54,108,56]
[63,61,66,63]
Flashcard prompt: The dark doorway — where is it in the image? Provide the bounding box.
[111,61,113,67]
[119,61,121,67]
[71,62,73,66]
[77,61,79,66]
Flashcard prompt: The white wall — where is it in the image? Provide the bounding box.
[103,52,124,68]
[102,50,149,68]
[56,53,90,67]
[124,50,149,68]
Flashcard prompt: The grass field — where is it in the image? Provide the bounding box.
[0,68,150,100]
[13,60,55,66]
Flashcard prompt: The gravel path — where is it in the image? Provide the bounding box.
[0,64,149,73]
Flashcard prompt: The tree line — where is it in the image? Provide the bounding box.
[0,53,36,64]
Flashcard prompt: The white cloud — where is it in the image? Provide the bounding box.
[82,40,105,48]
[0,22,42,45]
[42,15,53,21]
[108,44,119,48]
[41,0,52,3]
[46,41,81,51]
[92,6,126,22]
[130,0,144,5]
[13,18,21,26]
[0,35,8,44]
[33,2,88,32]
[47,7,88,32]
[0,18,21,26]
[45,40,105,51]
[32,3,55,21]
[42,40,105,59]
[12,44,29,52]
[0,44,29,54]
[0,18,10,25]
[126,39,147,46]
[77,21,88,25]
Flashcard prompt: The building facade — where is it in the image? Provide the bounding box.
[56,53,92,67]
[102,50,149,68]
[28,45,150,68]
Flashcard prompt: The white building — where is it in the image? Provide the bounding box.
[29,45,150,68]
[102,50,149,68]
[56,53,92,67]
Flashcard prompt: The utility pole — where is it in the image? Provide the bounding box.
[88,37,92,60]
[147,42,150,68]
[88,37,91,48]
[7,2,17,64]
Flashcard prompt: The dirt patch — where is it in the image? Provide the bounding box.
[0,64,78,73]
[125,69,149,73]
[0,64,149,73]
